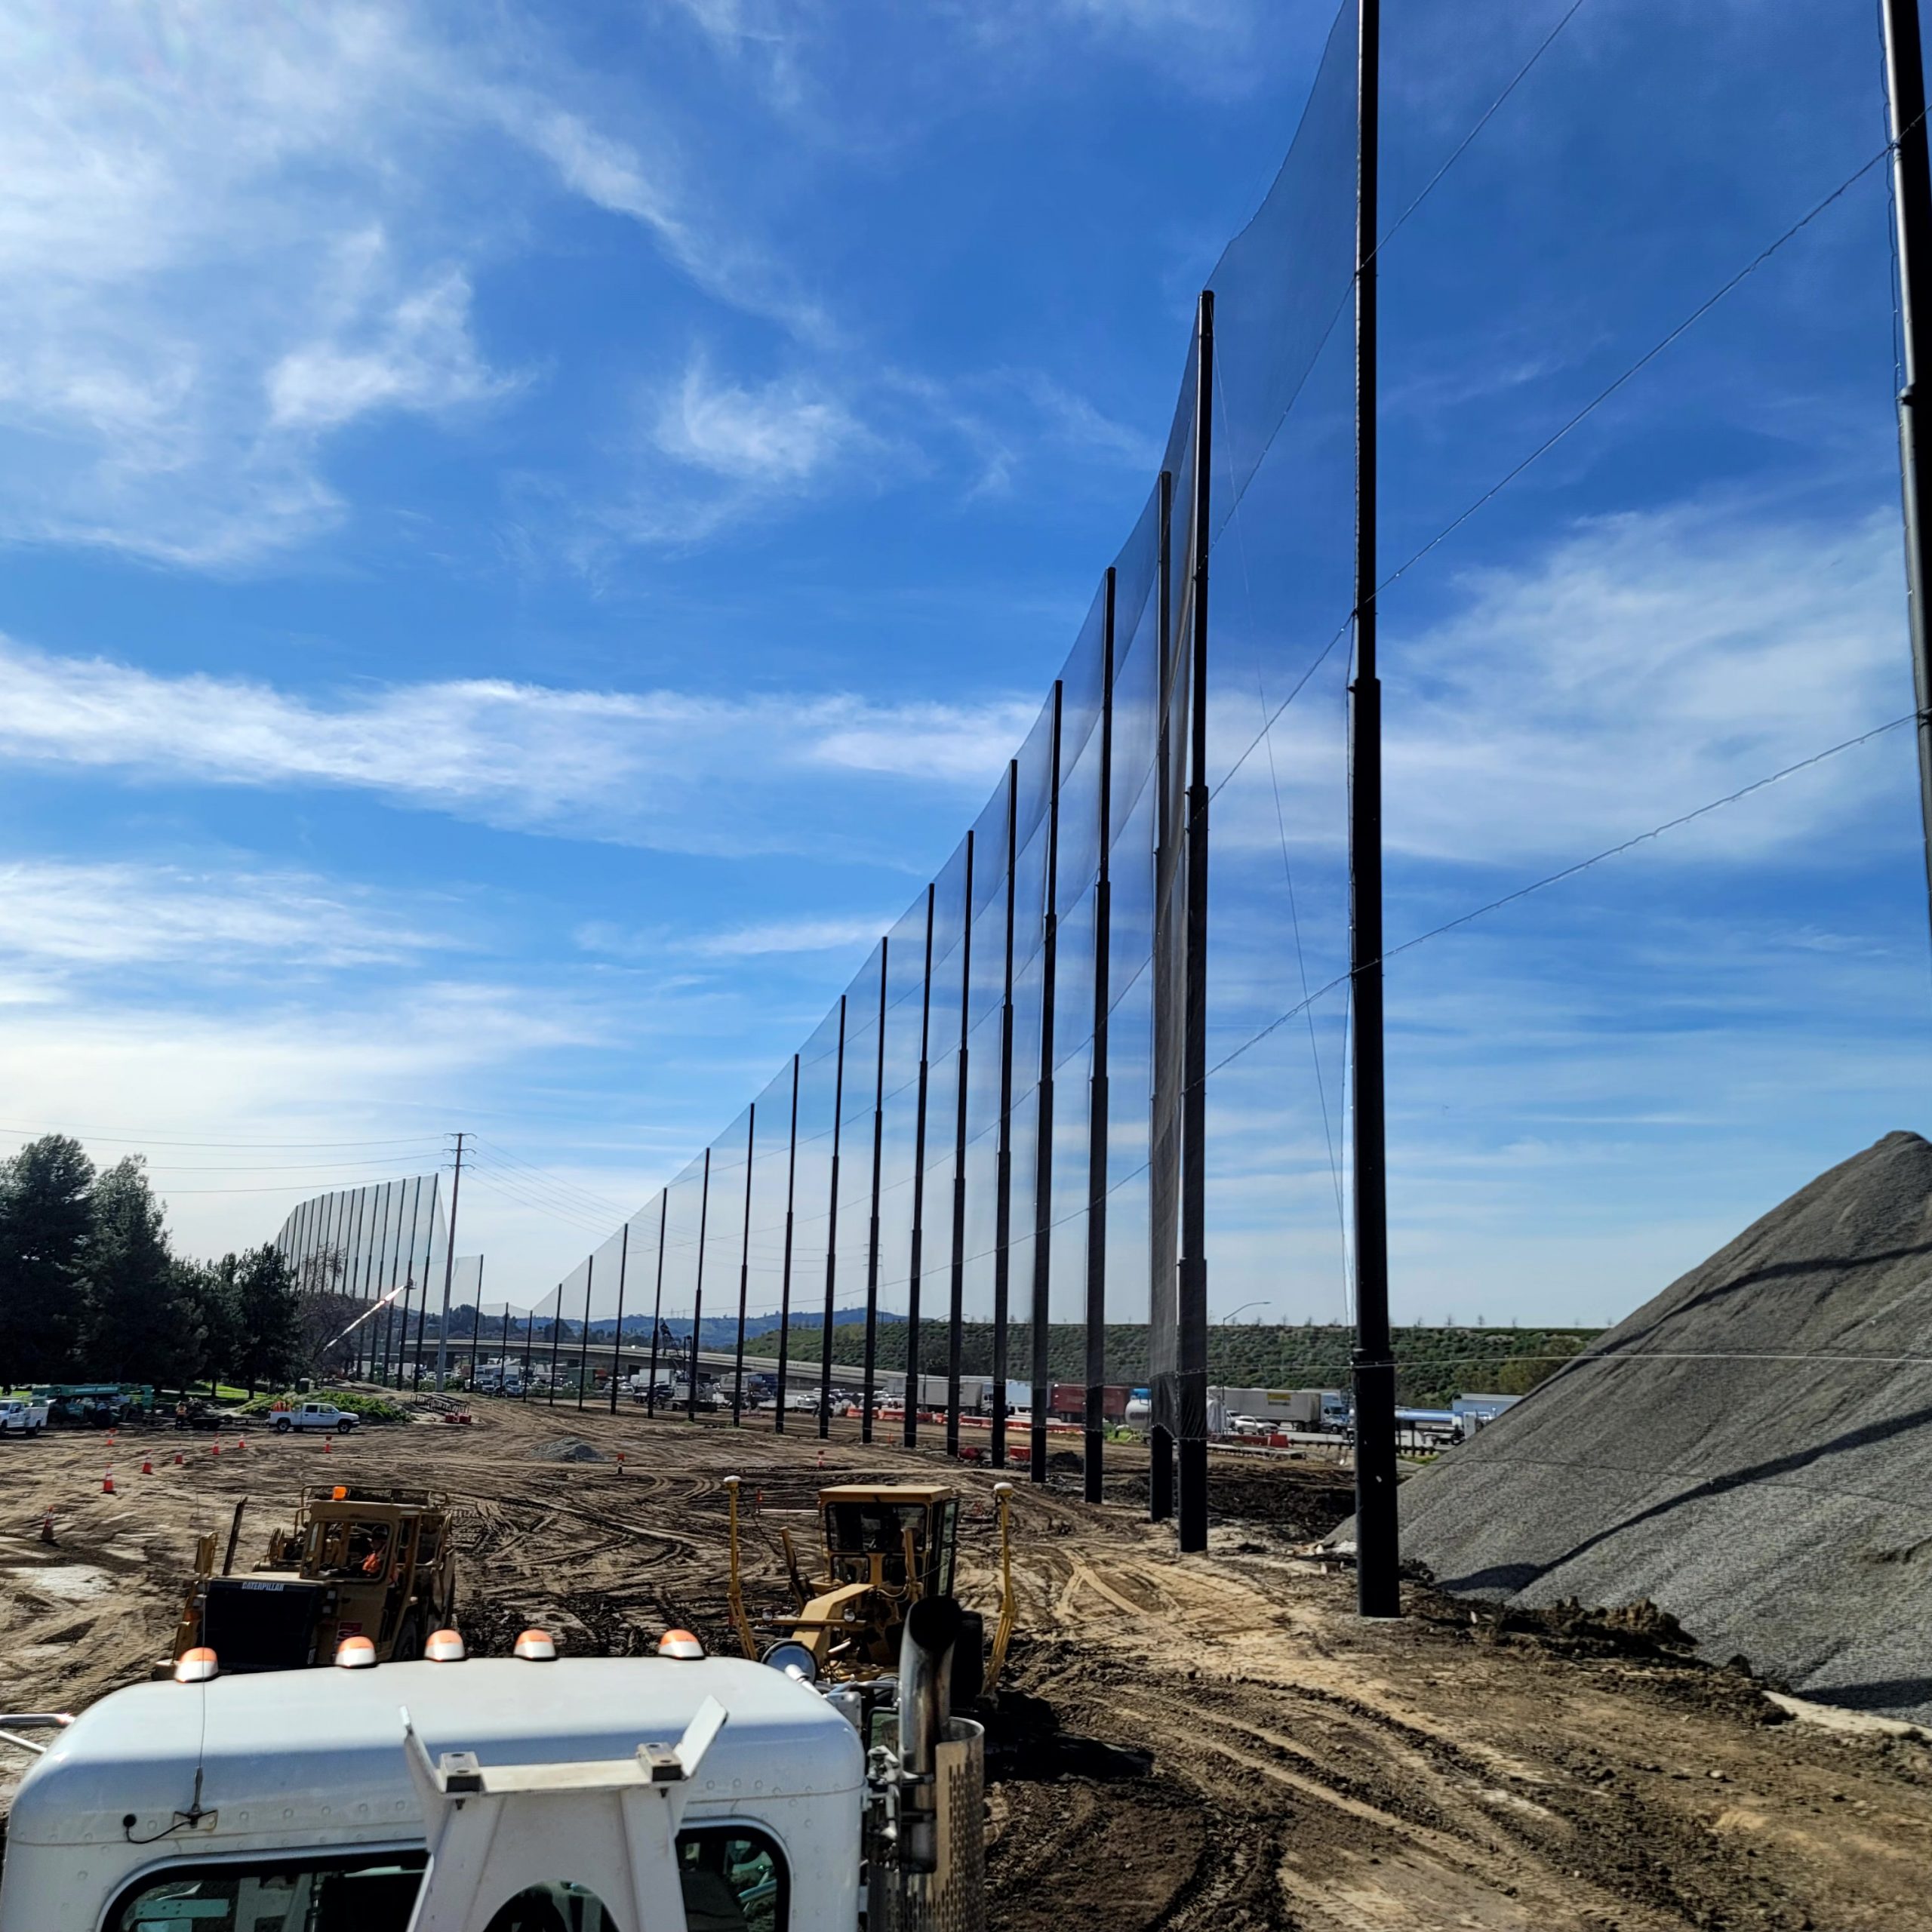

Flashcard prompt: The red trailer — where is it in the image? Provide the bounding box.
[1046,1383,1131,1422]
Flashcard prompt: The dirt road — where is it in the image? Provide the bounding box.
[2,1398,1927,1930]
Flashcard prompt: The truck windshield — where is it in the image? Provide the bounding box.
[106,1829,787,1931]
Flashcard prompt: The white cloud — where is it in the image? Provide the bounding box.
[1213,503,1915,872]
[578,912,895,961]
[0,634,1032,854]
[654,356,868,485]
[0,861,445,971]
[267,256,520,435]
[0,2,809,567]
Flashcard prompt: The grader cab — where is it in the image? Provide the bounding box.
[164,1484,458,1675]
[726,1478,1014,1704]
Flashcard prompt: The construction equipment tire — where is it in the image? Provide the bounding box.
[951,1609,985,1708]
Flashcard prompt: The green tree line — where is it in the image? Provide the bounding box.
[0,1134,304,1393]
[743,1317,1596,1406]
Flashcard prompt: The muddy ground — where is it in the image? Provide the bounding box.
[3,1398,1930,1930]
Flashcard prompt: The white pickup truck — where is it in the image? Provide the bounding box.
[0,1396,48,1435]
[270,1400,360,1434]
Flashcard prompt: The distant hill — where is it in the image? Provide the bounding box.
[742,1318,1598,1407]
[588,1307,901,1348]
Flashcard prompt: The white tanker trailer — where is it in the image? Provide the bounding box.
[0,1599,983,1932]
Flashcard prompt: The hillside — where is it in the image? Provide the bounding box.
[741,1318,1598,1407]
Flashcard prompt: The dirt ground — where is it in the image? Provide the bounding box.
[3,1398,1930,1930]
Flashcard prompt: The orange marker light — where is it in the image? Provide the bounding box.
[657,1629,703,1660]
[174,1647,219,1684]
[513,1629,558,1661]
[335,1635,377,1669]
[425,1629,467,1663]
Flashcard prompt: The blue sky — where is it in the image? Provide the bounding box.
[2,0,1927,1329]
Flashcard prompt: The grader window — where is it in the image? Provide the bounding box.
[823,1502,930,1588]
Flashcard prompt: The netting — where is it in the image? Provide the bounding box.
[273,1177,485,1389]
[535,0,1930,1549]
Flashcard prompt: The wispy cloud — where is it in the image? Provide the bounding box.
[579,912,894,961]
[0,635,1033,854]
[1213,502,1914,870]
[0,2,815,567]
[0,861,446,973]
[654,355,871,486]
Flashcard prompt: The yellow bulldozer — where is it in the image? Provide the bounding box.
[163,1483,458,1675]
[724,1477,1014,1704]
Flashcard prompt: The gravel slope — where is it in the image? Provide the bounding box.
[1382,1130,1932,1723]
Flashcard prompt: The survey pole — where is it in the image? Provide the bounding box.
[434,1132,466,1391]
[734,1105,755,1426]
[1029,682,1063,1482]
[991,762,1019,1468]
[776,1055,800,1433]
[819,998,848,1439]
[1883,0,1932,943]
[1086,573,1116,1507]
[862,945,888,1444]
[947,832,976,1457]
[608,1225,629,1415]
[1349,0,1401,1618]
[906,886,936,1447]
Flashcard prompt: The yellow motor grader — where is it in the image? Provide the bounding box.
[724,1476,1015,1704]
[162,1483,458,1675]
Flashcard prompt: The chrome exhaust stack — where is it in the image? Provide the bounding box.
[866,1595,986,1932]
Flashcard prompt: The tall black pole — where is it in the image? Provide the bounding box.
[1086,574,1116,1506]
[467,1254,485,1389]
[991,762,1019,1469]
[1350,0,1400,1618]
[691,1147,712,1423]
[434,1134,467,1390]
[500,1296,511,1392]
[946,832,976,1458]
[608,1225,629,1415]
[734,1105,755,1426]
[776,1055,799,1433]
[862,944,888,1444]
[575,1252,594,1411]
[1884,0,1932,934]
[1177,288,1214,1556]
[647,1192,668,1418]
[819,998,848,1439]
[1149,470,1177,1524]
[409,1175,436,1393]
[1030,683,1063,1483]
[905,887,936,1448]
[520,1290,534,1402]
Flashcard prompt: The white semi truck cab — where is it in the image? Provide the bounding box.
[0,1600,985,1932]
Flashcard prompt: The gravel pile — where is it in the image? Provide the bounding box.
[530,1437,608,1463]
[1377,1130,1932,1724]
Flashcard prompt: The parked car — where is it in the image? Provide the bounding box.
[0,1397,49,1435]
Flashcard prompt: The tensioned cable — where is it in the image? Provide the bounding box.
[470,1137,633,1221]
[1201,712,1915,1084]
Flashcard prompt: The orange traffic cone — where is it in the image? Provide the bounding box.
[322,1436,331,1454]
[211,1441,220,1457]
[140,1457,154,1475]
[816,1448,824,1469]
[236,1437,246,1452]
[174,1451,183,1466]
[38,1510,55,1545]
[102,1469,115,1494]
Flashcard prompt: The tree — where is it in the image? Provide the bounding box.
[180,1258,243,1390]
[1494,1334,1586,1395]
[231,1245,303,1392]
[85,1157,187,1384]
[0,1134,96,1386]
